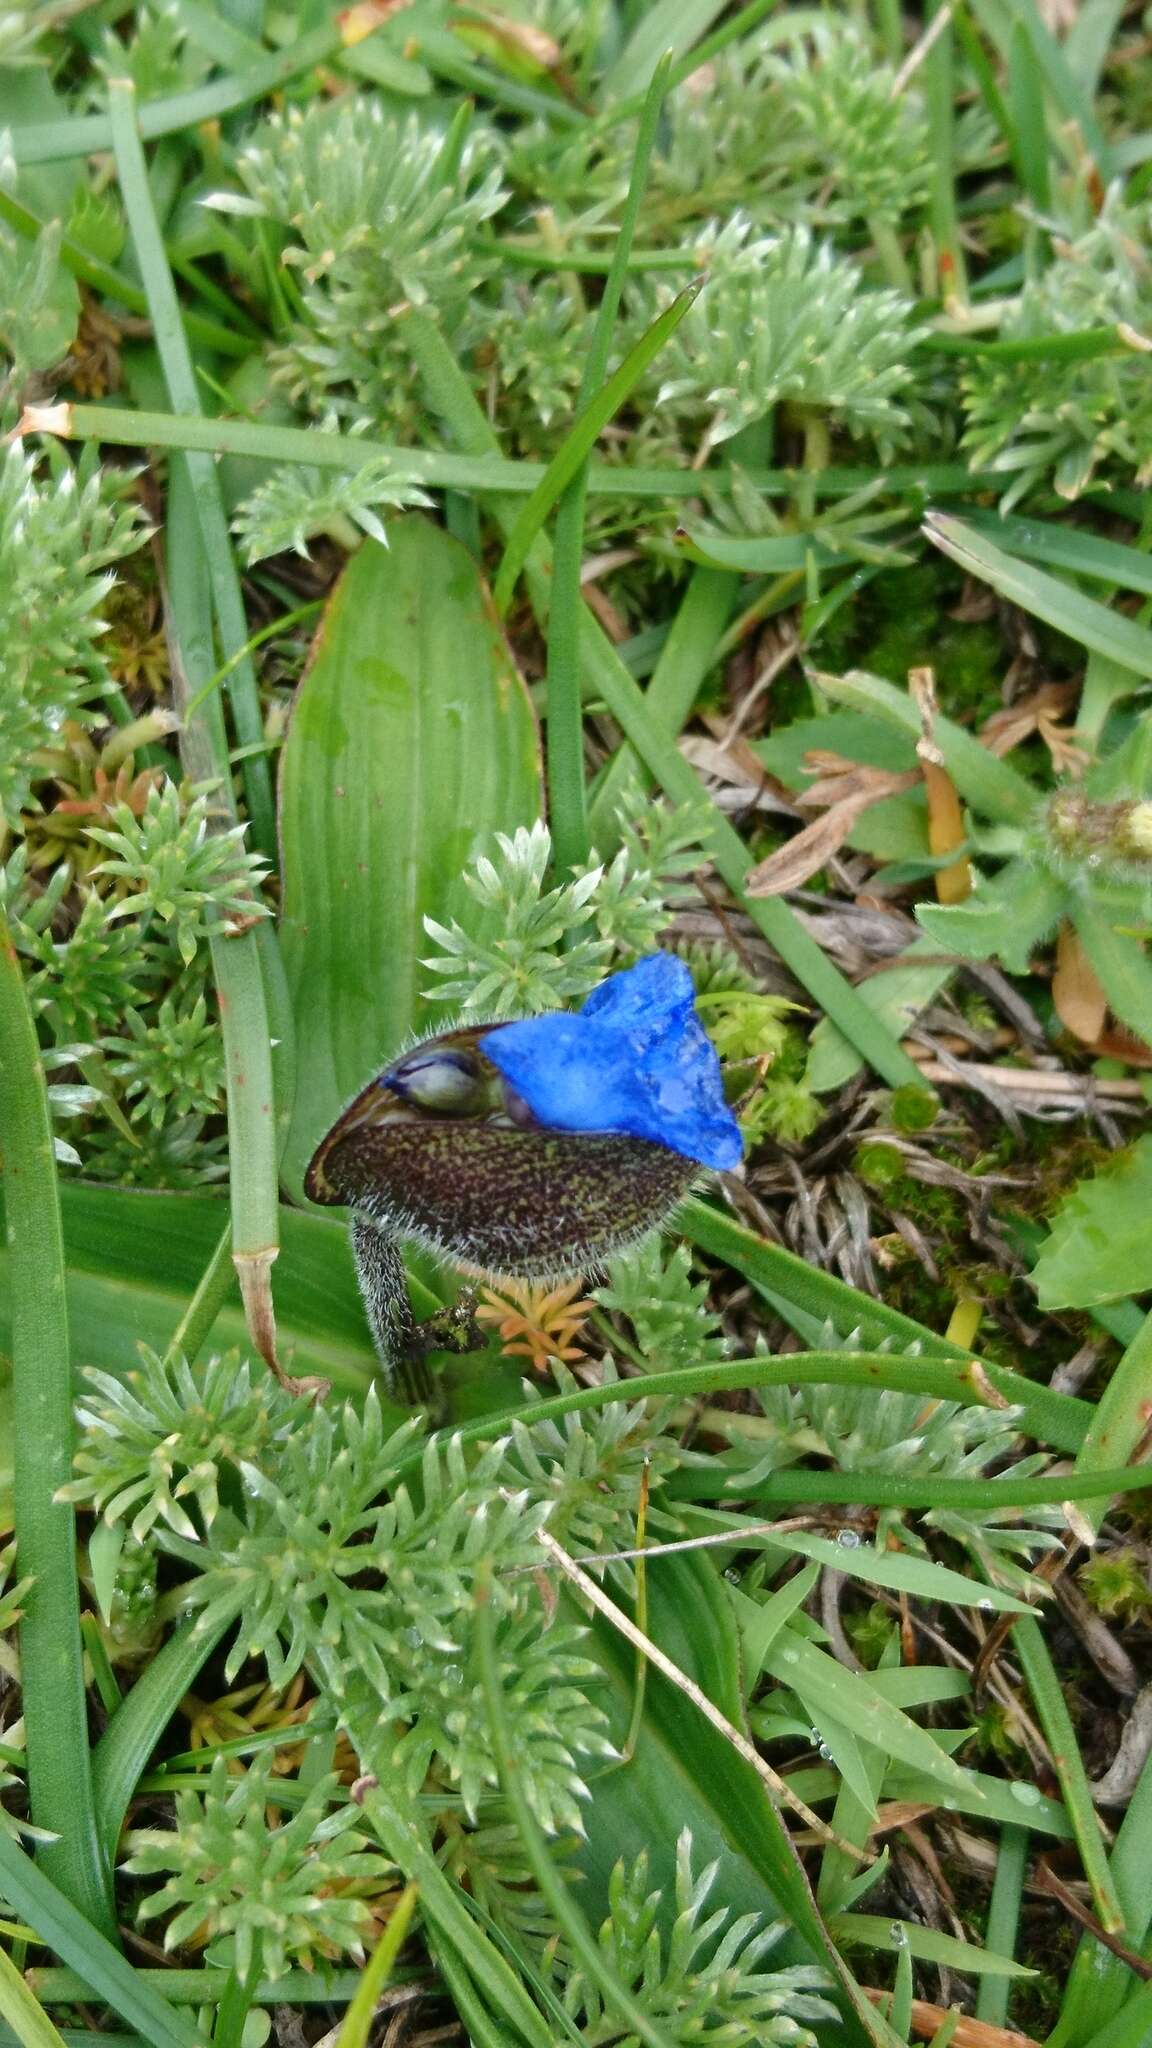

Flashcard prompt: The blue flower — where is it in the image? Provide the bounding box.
[480,953,743,1171]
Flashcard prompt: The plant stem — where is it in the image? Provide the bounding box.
[544,54,673,872]
[165,460,281,1380]
[162,1225,237,1366]
[0,914,114,1935]
[107,78,276,864]
[28,401,999,504]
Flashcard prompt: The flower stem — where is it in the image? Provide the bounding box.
[0,914,114,1934]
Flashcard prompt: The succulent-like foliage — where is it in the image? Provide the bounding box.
[480,277,594,439]
[962,198,1152,504]
[504,1360,682,1567]
[163,1401,612,1830]
[422,807,712,1017]
[19,884,151,1037]
[709,1370,1065,1593]
[235,101,506,427]
[552,1832,837,2046]
[89,778,270,965]
[423,818,610,1015]
[61,1349,304,1540]
[231,455,431,563]
[645,219,927,456]
[657,21,929,233]
[105,988,225,1125]
[596,1239,729,1375]
[0,443,148,824]
[123,1753,396,1979]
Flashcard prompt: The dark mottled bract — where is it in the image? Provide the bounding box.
[305,1024,695,1396]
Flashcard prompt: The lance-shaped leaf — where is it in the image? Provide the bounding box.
[278,518,541,1196]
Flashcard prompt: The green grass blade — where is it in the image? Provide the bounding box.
[976,1826,1028,2030]
[1014,1617,1126,1936]
[9,25,340,163]
[923,0,966,301]
[926,513,1152,679]
[588,564,737,840]
[493,283,702,615]
[27,400,1002,502]
[165,455,281,1371]
[0,919,112,1935]
[92,1604,242,1867]
[675,1465,1151,1512]
[0,1948,68,2048]
[0,1837,203,2048]
[963,512,1152,597]
[106,78,276,862]
[434,1349,1090,1469]
[335,1884,418,2048]
[1008,17,1052,208]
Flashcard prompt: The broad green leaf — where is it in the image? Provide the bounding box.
[884,1759,1071,1837]
[755,713,918,784]
[754,712,929,864]
[681,530,837,574]
[916,861,1067,974]
[926,515,1152,680]
[730,1564,820,1680]
[0,1184,520,1413]
[1031,1135,1152,1308]
[763,1633,984,1799]
[278,519,541,1194]
[814,664,1036,823]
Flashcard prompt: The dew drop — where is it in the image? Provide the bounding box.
[838,1529,862,1550]
[1010,1780,1042,1807]
[889,1923,908,1948]
[977,1597,995,1612]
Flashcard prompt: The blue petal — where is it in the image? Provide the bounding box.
[481,954,743,1171]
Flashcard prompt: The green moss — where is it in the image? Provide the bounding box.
[815,558,1006,725]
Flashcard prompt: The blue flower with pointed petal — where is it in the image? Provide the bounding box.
[480,953,743,1171]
